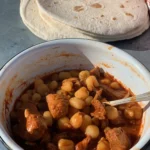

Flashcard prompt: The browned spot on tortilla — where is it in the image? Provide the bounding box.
[91,3,102,8]
[125,12,134,17]
[74,16,78,19]
[74,6,84,12]
[112,17,117,20]
[101,15,104,17]
[54,1,58,4]
[108,46,113,50]
[130,96,136,102]
[120,4,125,8]
[126,1,129,2]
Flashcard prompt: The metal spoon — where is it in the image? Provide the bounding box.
[103,91,150,106]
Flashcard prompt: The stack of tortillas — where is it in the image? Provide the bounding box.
[20,0,150,42]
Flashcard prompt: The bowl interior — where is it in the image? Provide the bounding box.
[0,39,150,150]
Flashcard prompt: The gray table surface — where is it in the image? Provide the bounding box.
[0,0,150,149]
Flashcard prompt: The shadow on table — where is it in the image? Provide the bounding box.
[108,28,150,51]
[142,140,150,150]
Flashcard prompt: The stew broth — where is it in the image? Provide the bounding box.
[10,67,142,150]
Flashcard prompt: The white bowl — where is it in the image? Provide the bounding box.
[0,39,150,150]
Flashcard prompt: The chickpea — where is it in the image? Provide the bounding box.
[34,78,44,89]
[97,137,110,150]
[70,70,79,77]
[56,90,67,96]
[68,106,79,118]
[86,76,99,91]
[51,73,59,81]
[92,117,100,126]
[61,80,73,92]
[32,93,41,102]
[75,87,89,100]
[21,93,30,103]
[110,82,121,89]
[59,72,71,80]
[80,115,92,132]
[131,106,143,120]
[105,106,119,120]
[48,81,58,90]
[36,84,49,96]
[26,90,34,96]
[79,70,90,81]
[100,78,111,85]
[58,139,74,150]
[43,111,53,126]
[85,96,93,106]
[85,125,100,139]
[70,112,83,129]
[124,109,134,119]
[69,97,86,109]
[58,117,71,130]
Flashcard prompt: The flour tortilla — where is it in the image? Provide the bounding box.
[37,0,150,35]
[20,0,103,41]
[20,0,149,42]
[38,3,150,39]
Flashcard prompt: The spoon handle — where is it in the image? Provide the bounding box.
[103,91,150,106]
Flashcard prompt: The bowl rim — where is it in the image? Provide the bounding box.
[0,38,150,150]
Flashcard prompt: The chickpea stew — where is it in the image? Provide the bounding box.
[10,67,143,150]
